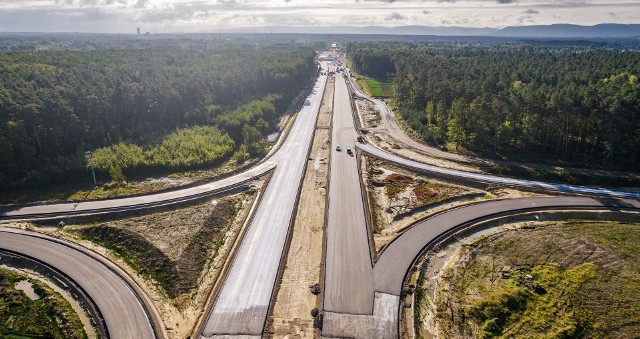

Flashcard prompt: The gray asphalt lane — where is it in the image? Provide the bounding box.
[0,230,155,339]
[201,75,328,337]
[323,76,374,315]
[0,162,275,219]
[359,144,640,199]
[374,196,640,295]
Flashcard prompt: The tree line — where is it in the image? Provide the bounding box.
[0,42,316,188]
[348,42,640,171]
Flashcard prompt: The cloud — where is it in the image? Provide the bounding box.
[516,15,535,23]
[387,12,405,20]
[134,0,147,9]
[1,0,639,32]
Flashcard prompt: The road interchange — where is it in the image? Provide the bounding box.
[320,68,640,338]
[1,58,639,339]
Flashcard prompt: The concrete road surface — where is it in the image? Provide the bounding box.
[323,196,640,338]
[323,76,374,315]
[200,74,328,337]
[0,229,156,339]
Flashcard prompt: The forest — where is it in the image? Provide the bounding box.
[0,39,317,189]
[348,42,640,171]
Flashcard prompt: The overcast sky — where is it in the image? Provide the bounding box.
[1,0,638,33]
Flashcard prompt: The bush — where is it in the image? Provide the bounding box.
[91,125,235,175]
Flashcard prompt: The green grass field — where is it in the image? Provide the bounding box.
[364,79,393,98]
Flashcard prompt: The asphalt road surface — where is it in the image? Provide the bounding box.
[0,229,155,339]
[347,76,640,181]
[374,196,640,296]
[200,74,328,337]
[323,76,374,315]
[0,162,275,220]
[359,143,640,199]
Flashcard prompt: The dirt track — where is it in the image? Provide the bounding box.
[270,77,334,338]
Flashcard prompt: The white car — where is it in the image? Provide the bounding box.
[336,145,342,151]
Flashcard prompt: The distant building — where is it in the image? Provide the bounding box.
[137,27,140,35]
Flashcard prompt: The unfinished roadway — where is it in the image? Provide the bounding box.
[199,73,328,338]
[2,61,640,339]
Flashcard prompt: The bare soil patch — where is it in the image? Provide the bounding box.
[367,132,480,173]
[356,99,381,129]
[361,156,482,255]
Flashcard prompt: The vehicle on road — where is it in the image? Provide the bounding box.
[336,145,342,151]
[346,148,353,156]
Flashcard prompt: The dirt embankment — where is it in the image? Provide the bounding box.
[74,189,261,339]
[426,221,640,339]
[4,180,265,339]
[269,77,334,338]
[360,156,484,255]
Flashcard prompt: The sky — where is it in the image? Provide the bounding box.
[0,0,638,33]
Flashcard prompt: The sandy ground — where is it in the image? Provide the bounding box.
[356,99,381,129]
[269,78,334,338]
[1,180,265,339]
[360,156,481,256]
[407,223,519,339]
[360,156,549,257]
[367,132,481,173]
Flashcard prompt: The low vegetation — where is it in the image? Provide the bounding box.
[384,173,414,199]
[365,158,476,240]
[363,79,393,98]
[483,163,640,188]
[76,225,179,297]
[0,267,87,338]
[74,198,239,299]
[435,221,640,338]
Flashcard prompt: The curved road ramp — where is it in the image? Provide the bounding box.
[0,229,157,339]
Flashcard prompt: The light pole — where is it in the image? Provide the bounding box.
[85,151,97,187]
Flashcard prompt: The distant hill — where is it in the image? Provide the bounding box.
[210,25,497,36]
[493,24,640,38]
[209,24,640,38]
